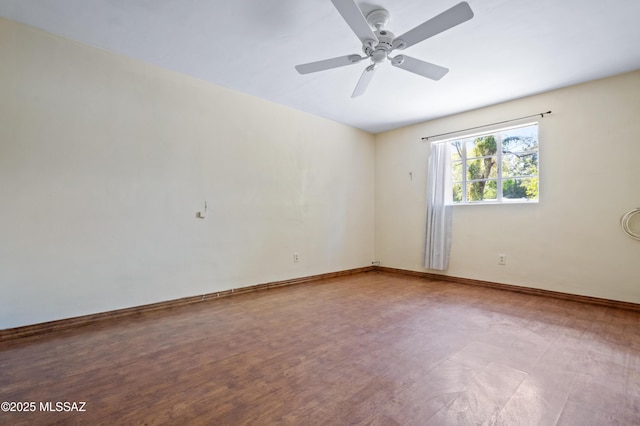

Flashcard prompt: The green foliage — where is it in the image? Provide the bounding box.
[524,169,539,199]
[468,136,497,201]
[473,135,497,157]
[452,183,462,202]
[470,180,497,201]
[468,161,481,178]
[503,179,527,199]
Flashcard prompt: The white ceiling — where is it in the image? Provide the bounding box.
[2,0,639,133]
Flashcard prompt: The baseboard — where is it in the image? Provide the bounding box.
[0,266,375,341]
[375,266,640,313]
[5,265,638,342]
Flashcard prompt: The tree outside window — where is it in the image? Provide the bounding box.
[449,123,538,204]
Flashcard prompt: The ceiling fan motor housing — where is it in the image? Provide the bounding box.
[364,29,396,63]
[363,31,395,63]
[362,9,399,63]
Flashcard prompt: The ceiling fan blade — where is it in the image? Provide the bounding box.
[331,0,378,44]
[295,54,364,74]
[391,55,449,80]
[395,2,473,49]
[352,64,377,98]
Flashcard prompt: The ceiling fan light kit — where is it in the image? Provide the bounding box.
[295,0,474,97]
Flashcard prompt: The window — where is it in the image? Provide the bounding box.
[448,123,539,204]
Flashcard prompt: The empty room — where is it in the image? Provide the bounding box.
[1,0,639,424]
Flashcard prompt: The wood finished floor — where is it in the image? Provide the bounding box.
[1,271,639,425]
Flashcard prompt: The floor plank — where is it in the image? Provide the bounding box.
[1,271,639,425]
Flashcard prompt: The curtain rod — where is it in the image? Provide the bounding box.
[421,111,552,141]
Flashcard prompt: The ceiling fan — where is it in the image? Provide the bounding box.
[295,0,474,97]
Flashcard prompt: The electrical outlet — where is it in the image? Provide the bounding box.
[498,254,507,265]
[293,252,300,263]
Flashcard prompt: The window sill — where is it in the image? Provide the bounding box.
[451,199,539,206]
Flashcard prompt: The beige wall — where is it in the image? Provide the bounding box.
[0,18,375,329]
[375,70,640,303]
[3,15,639,330]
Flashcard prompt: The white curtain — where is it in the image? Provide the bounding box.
[424,142,453,270]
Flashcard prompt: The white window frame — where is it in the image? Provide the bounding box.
[446,122,539,205]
